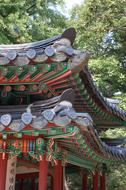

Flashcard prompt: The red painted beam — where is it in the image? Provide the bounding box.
[46,70,71,85]
[53,160,63,190]
[93,171,99,190]
[100,173,105,190]
[0,157,7,190]
[38,157,48,190]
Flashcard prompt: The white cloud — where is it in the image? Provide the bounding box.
[65,0,83,9]
[55,0,83,17]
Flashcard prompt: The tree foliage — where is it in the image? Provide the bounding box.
[0,1,126,189]
[69,1,126,190]
[69,0,126,109]
[90,57,126,97]
[0,0,66,44]
[70,0,126,63]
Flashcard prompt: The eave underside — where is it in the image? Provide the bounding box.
[0,28,126,168]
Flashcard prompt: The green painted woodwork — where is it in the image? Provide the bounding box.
[0,125,119,165]
[0,45,125,171]
[71,73,124,127]
[0,121,124,167]
[67,154,94,169]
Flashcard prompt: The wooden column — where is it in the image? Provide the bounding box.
[0,157,7,190]
[100,173,105,190]
[38,157,48,190]
[82,171,88,190]
[93,171,99,190]
[53,160,63,190]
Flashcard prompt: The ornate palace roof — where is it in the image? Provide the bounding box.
[0,28,126,169]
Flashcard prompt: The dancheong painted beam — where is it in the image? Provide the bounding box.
[0,27,125,190]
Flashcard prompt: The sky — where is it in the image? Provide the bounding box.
[57,0,83,17]
[64,0,83,9]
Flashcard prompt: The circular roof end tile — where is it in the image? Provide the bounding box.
[21,112,33,125]
[26,49,37,59]
[7,50,17,60]
[0,114,12,126]
[44,46,55,57]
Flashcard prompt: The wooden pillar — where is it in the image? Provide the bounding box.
[93,171,99,190]
[0,157,7,190]
[82,171,88,190]
[100,173,105,190]
[38,157,48,190]
[53,160,63,190]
